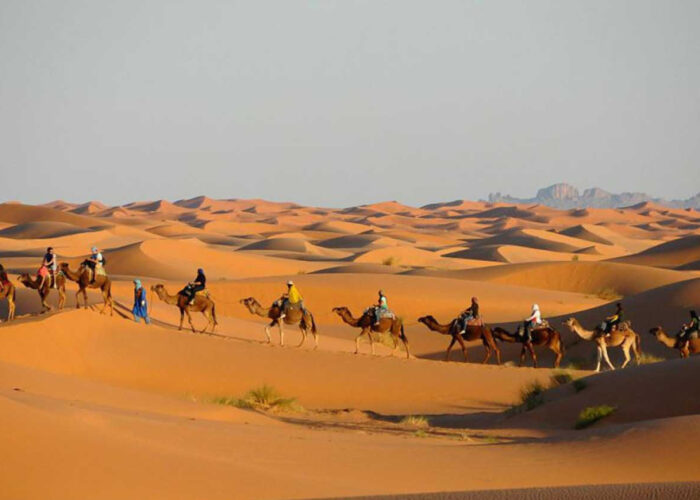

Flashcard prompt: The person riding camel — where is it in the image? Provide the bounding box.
[40,246,57,289]
[458,297,479,334]
[522,303,542,343]
[85,246,105,284]
[374,290,389,325]
[279,280,305,320]
[182,268,206,306]
[678,310,699,348]
[602,303,624,336]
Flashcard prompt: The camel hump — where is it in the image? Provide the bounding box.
[195,289,210,298]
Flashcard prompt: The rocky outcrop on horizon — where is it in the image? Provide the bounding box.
[487,183,700,209]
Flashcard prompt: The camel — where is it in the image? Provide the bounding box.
[332,306,410,358]
[0,279,16,321]
[59,262,113,315]
[649,326,700,358]
[563,317,641,372]
[17,272,66,313]
[492,325,564,368]
[417,315,500,364]
[151,284,217,333]
[240,297,318,348]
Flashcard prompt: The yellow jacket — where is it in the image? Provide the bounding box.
[288,285,302,304]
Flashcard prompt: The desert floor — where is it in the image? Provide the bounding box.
[1,198,699,499]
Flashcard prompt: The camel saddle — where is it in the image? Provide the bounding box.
[195,289,211,298]
[465,317,484,327]
[679,329,699,341]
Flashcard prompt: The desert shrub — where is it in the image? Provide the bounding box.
[400,415,429,428]
[575,405,615,429]
[596,287,621,301]
[571,255,580,262]
[382,256,397,266]
[573,379,588,393]
[638,353,664,365]
[513,380,546,413]
[213,384,303,413]
[550,371,573,386]
[414,430,428,438]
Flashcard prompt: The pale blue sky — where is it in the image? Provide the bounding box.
[1,1,698,206]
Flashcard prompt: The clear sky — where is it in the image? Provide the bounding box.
[1,1,698,207]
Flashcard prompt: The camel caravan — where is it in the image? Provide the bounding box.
[2,249,699,371]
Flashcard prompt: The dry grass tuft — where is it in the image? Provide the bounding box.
[400,415,429,428]
[575,405,615,429]
[213,384,303,413]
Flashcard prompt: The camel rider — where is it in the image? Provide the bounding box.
[678,310,699,346]
[522,304,542,343]
[41,247,57,289]
[183,268,206,305]
[602,303,624,335]
[459,297,479,334]
[280,280,305,319]
[86,246,105,284]
[374,290,388,325]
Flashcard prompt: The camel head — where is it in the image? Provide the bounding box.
[17,273,30,283]
[151,284,166,296]
[59,262,70,270]
[649,326,663,337]
[563,317,578,330]
[239,297,260,310]
[332,306,348,316]
[417,315,435,326]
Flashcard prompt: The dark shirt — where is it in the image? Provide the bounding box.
[44,253,55,266]
[464,303,479,318]
[194,272,206,287]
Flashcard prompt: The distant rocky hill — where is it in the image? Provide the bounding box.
[487,183,700,209]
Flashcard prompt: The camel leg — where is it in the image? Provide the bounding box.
[264,323,272,344]
[100,289,109,315]
[58,287,65,310]
[178,309,185,331]
[75,289,82,309]
[528,343,538,368]
[368,329,375,355]
[296,325,307,348]
[595,345,602,372]
[519,345,526,366]
[391,333,399,357]
[185,309,196,333]
[312,329,319,350]
[552,346,562,369]
[620,342,631,369]
[455,334,468,362]
[479,336,492,364]
[354,330,365,354]
[445,337,457,361]
[200,311,210,333]
[82,289,89,310]
[599,342,614,371]
[279,321,284,346]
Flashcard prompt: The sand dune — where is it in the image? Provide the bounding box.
[445,244,594,264]
[424,261,691,296]
[510,356,700,429]
[614,235,700,268]
[1,196,698,499]
[0,221,94,239]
